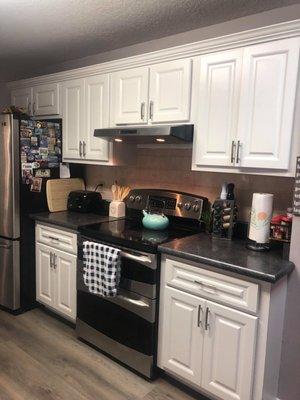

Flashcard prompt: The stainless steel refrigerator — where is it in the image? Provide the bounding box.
[0,113,62,312]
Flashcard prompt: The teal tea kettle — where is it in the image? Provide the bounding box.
[142,210,169,230]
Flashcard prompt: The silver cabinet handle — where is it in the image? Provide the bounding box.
[149,100,154,120]
[197,305,202,327]
[79,141,83,157]
[83,140,86,157]
[236,140,241,164]
[50,252,53,269]
[120,251,152,264]
[32,102,36,115]
[231,140,236,164]
[53,254,57,269]
[205,307,210,331]
[28,102,31,115]
[141,102,145,120]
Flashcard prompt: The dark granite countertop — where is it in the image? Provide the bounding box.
[158,233,294,283]
[30,211,119,231]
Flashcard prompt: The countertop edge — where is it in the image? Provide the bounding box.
[30,214,79,231]
[158,246,295,284]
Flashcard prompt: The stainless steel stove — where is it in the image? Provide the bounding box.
[76,189,209,379]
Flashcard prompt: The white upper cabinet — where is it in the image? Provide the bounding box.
[193,50,242,167]
[193,37,300,172]
[161,287,205,386]
[111,67,149,125]
[85,74,110,162]
[11,87,33,115]
[149,59,192,123]
[202,301,257,400]
[62,78,85,160]
[111,59,192,126]
[237,38,300,170]
[32,83,60,116]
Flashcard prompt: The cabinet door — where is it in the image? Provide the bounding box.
[149,59,192,123]
[237,38,300,169]
[53,249,76,321]
[11,87,33,115]
[202,301,257,400]
[160,286,205,386]
[111,67,149,125]
[36,243,55,308]
[85,74,110,162]
[62,78,85,160]
[193,50,242,167]
[33,83,60,115]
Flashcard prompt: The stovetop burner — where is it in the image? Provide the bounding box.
[78,217,201,253]
[79,189,209,252]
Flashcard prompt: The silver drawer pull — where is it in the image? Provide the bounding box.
[48,236,59,241]
[120,251,151,264]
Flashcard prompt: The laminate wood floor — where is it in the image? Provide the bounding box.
[0,308,200,400]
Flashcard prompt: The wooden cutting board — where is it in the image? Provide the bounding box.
[46,178,85,212]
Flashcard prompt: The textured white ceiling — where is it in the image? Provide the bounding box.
[0,0,298,81]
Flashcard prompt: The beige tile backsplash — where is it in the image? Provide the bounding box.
[84,148,294,221]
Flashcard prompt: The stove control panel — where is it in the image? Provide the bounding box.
[125,189,209,221]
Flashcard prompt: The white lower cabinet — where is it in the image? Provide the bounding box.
[160,285,257,400]
[162,287,205,385]
[36,242,77,321]
[36,243,55,308]
[202,301,257,400]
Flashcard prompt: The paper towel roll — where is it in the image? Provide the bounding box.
[248,193,273,244]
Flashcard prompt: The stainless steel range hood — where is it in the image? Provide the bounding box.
[94,124,193,144]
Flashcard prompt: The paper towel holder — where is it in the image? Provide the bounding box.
[246,238,270,252]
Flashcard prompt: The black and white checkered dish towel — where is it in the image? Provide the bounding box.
[82,241,121,297]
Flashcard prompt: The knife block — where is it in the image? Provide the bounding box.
[212,199,237,240]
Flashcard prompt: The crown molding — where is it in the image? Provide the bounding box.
[7,19,300,89]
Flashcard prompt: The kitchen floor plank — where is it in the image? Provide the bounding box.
[0,308,198,400]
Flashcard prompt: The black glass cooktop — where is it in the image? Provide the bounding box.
[79,218,201,253]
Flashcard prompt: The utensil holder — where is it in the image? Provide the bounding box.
[109,201,126,218]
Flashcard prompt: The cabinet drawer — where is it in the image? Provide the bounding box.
[36,224,77,255]
[165,258,259,313]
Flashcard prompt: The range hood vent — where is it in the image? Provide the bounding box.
[94,124,194,144]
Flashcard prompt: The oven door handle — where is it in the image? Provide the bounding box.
[120,251,152,264]
[117,295,150,308]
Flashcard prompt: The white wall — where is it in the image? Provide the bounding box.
[278,217,300,400]
[14,4,300,80]
[0,82,9,108]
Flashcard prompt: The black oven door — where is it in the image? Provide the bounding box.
[77,287,156,356]
[78,236,158,299]
[77,235,158,372]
